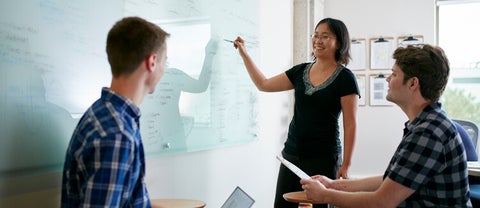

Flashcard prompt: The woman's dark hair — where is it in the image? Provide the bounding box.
[313,18,351,65]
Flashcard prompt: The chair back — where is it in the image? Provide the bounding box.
[453,119,479,150]
[453,119,478,161]
[453,120,480,208]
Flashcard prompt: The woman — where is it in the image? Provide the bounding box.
[232,17,359,208]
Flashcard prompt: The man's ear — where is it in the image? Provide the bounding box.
[145,53,158,72]
[409,77,420,90]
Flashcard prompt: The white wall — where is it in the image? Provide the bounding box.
[324,0,436,176]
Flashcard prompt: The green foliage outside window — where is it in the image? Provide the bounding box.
[442,87,480,125]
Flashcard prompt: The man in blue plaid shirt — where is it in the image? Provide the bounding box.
[300,44,470,207]
[61,17,169,207]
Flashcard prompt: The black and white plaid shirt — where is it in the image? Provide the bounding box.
[384,102,470,207]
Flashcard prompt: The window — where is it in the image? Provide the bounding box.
[438,0,480,125]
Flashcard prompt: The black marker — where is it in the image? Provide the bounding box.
[223,39,255,44]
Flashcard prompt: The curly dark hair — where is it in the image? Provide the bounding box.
[393,44,450,102]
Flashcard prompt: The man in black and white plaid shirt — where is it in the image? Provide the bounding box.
[300,44,470,207]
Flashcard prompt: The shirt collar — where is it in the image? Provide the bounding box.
[404,102,442,131]
[101,87,141,118]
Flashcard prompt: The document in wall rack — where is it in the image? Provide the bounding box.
[397,35,424,47]
[369,74,393,106]
[370,37,395,70]
[348,38,366,70]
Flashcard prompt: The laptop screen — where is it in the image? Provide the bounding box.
[220,186,255,208]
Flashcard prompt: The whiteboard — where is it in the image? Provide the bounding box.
[0,0,122,178]
[0,0,260,179]
[127,0,260,156]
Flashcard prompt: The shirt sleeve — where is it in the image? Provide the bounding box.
[386,130,446,190]
[338,67,360,98]
[82,133,135,207]
[285,63,309,84]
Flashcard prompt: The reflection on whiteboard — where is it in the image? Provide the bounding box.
[141,19,213,153]
[163,19,212,124]
[140,17,259,156]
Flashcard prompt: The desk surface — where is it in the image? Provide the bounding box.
[151,198,206,208]
[468,162,480,177]
[283,191,317,204]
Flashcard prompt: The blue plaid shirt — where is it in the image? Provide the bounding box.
[61,88,151,208]
[384,102,469,207]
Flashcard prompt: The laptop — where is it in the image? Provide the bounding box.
[220,186,255,208]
